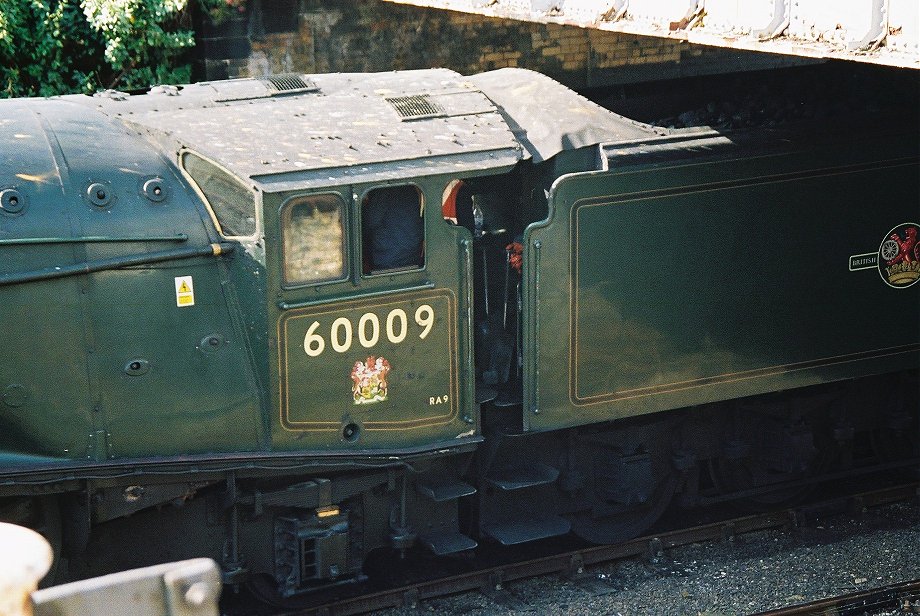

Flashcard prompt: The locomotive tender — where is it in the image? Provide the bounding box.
[0,68,917,597]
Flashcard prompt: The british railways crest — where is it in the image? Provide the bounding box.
[878,222,920,288]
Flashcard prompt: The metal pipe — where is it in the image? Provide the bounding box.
[0,242,235,287]
[481,246,489,316]
[0,234,188,246]
[515,281,522,377]
[279,282,435,311]
[530,240,542,417]
[399,474,408,560]
[503,248,511,329]
[226,472,240,572]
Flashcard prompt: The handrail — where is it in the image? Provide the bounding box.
[529,239,542,417]
[0,234,188,246]
[0,243,234,287]
[277,282,435,311]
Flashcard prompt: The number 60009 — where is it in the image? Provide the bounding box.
[303,305,434,357]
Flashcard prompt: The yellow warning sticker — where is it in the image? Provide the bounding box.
[174,275,195,307]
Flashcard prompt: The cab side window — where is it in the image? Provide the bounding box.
[362,185,424,274]
[181,151,257,237]
[283,194,347,285]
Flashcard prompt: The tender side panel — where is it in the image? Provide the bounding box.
[524,140,919,432]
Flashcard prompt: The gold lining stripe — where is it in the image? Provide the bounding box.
[571,345,918,406]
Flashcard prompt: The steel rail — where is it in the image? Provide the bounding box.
[283,483,918,616]
[751,579,920,615]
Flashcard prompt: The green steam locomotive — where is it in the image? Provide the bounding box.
[0,68,916,599]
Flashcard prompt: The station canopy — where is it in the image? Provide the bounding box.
[388,0,919,69]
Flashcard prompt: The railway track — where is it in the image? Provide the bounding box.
[260,483,918,616]
[752,579,920,615]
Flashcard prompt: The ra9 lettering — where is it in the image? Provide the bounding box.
[303,305,435,357]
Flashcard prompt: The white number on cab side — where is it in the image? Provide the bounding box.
[302,305,435,357]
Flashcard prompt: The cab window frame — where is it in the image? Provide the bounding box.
[359,183,426,278]
[179,149,261,240]
[280,192,350,289]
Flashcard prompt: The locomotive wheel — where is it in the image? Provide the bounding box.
[870,373,919,478]
[871,416,919,473]
[708,404,831,510]
[566,420,678,545]
[568,475,677,544]
[707,457,815,510]
[871,427,919,479]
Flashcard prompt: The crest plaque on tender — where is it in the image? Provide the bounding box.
[878,222,920,288]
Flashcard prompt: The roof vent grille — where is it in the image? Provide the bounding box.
[385,95,445,120]
[263,74,318,95]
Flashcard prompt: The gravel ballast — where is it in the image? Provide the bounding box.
[375,500,920,616]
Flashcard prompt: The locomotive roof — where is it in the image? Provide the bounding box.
[465,69,657,160]
[59,68,655,189]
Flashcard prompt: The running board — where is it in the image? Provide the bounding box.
[482,515,571,545]
[420,532,478,555]
[486,463,559,491]
[416,480,477,502]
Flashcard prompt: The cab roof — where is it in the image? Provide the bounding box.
[62,68,657,189]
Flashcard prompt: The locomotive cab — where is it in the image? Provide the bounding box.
[110,69,537,456]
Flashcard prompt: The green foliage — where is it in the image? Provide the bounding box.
[0,0,200,97]
[81,0,195,90]
[202,0,244,25]
[0,0,104,97]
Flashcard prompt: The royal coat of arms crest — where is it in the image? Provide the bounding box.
[350,356,390,404]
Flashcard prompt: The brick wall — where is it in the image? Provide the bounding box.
[197,0,804,87]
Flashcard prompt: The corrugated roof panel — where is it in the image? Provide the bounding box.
[263,74,318,94]
[385,94,446,119]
